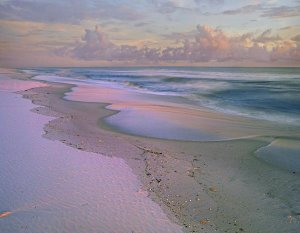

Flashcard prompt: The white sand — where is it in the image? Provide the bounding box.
[0,76,183,233]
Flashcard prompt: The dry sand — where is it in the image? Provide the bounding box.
[1,68,300,233]
[0,73,184,233]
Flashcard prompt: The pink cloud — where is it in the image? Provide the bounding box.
[58,26,160,63]
[57,25,300,65]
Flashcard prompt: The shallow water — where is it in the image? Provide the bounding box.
[256,138,300,173]
[0,78,183,233]
[27,67,300,124]
[33,71,300,141]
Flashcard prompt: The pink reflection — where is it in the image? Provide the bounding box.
[0,79,48,92]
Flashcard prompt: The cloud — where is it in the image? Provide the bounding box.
[149,0,224,13]
[261,5,300,18]
[149,0,178,13]
[160,26,299,63]
[271,41,300,62]
[57,25,300,64]
[222,4,262,15]
[58,26,160,62]
[222,4,300,18]
[161,30,197,41]
[0,0,143,24]
[254,29,282,43]
[134,22,150,27]
[291,34,300,42]
[279,26,294,30]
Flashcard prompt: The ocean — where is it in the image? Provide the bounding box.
[23,67,300,125]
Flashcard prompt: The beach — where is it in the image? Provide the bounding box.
[0,71,183,233]
[1,68,300,233]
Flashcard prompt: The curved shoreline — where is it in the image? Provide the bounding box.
[33,73,300,142]
[4,69,300,232]
[0,78,184,233]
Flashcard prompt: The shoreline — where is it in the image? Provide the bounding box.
[3,68,300,232]
[0,76,184,233]
[33,73,300,142]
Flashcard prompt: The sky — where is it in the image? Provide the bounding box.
[0,0,299,67]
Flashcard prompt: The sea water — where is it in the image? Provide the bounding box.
[25,67,300,125]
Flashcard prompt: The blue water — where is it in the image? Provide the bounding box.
[23,67,300,124]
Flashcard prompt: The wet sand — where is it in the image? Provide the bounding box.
[34,74,299,141]
[0,73,183,233]
[1,69,300,233]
